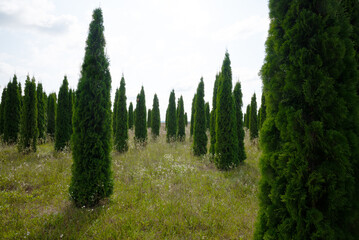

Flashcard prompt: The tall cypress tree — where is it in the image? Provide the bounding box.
[128,102,134,130]
[255,1,359,239]
[151,94,160,138]
[113,88,119,135]
[205,102,210,130]
[245,104,250,128]
[249,93,258,140]
[0,87,7,137]
[177,95,185,141]
[4,75,21,144]
[115,76,128,152]
[18,76,37,152]
[134,87,147,143]
[147,109,152,128]
[37,83,46,143]
[193,78,207,155]
[215,52,239,170]
[210,74,219,154]
[55,76,71,151]
[233,82,246,162]
[166,90,177,142]
[70,8,113,207]
[190,94,196,137]
[47,93,56,138]
[184,112,188,126]
[69,89,74,135]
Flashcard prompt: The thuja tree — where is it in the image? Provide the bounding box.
[259,93,266,129]
[47,93,56,138]
[215,52,239,170]
[233,82,246,162]
[193,78,207,155]
[184,112,188,126]
[209,73,219,154]
[4,75,21,144]
[254,1,359,239]
[135,87,147,143]
[37,83,46,142]
[128,102,134,130]
[177,95,185,141]
[115,76,128,152]
[19,76,37,152]
[190,93,196,137]
[151,94,160,138]
[113,88,119,134]
[249,93,258,140]
[147,109,152,128]
[166,90,177,142]
[205,102,210,130]
[245,104,250,128]
[0,87,7,136]
[70,8,113,207]
[55,76,71,151]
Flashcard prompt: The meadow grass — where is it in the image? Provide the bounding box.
[0,126,261,239]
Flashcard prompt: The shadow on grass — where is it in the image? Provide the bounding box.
[33,201,106,239]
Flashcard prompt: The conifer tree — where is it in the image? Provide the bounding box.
[0,87,7,137]
[249,93,258,140]
[147,109,152,128]
[193,78,207,155]
[205,102,210,130]
[19,76,37,152]
[128,102,134,130]
[245,104,250,128]
[215,52,239,169]
[55,76,71,151]
[47,93,56,138]
[70,8,113,207]
[151,94,160,138]
[134,87,147,143]
[4,75,21,144]
[177,95,185,141]
[243,113,247,128]
[166,90,177,142]
[37,83,46,143]
[255,1,359,239]
[184,112,188,126]
[113,88,119,134]
[115,76,128,152]
[190,94,196,137]
[233,82,246,162]
[259,93,266,129]
[69,89,74,135]
[210,74,219,154]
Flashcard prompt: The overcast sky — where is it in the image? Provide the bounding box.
[0,0,269,120]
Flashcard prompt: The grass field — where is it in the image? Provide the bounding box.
[0,126,261,239]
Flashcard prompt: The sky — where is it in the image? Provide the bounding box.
[0,0,269,120]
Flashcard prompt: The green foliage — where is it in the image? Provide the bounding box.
[115,76,128,153]
[210,74,219,154]
[255,1,359,239]
[184,112,188,126]
[215,52,239,170]
[70,8,113,207]
[245,105,250,128]
[193,78,207,155]
[205,102,210,130]
[233,82,246,162]
[177,96,185,141]
[128,102,134,130]
[190,94,196,137]
[68,89,74,135]
[37,83,46,142]
[3,75,21,144]
[113,88,119,134]
[147,109,152,128]
[166,90,177,142]
[151,94,160,138]
[18,76,37,152]
[55,76,71,151]
[135,87,147,143]
[259,93,266,129]
[47,93,56,138]
[0,87,7,136]
[249,93,258,140]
